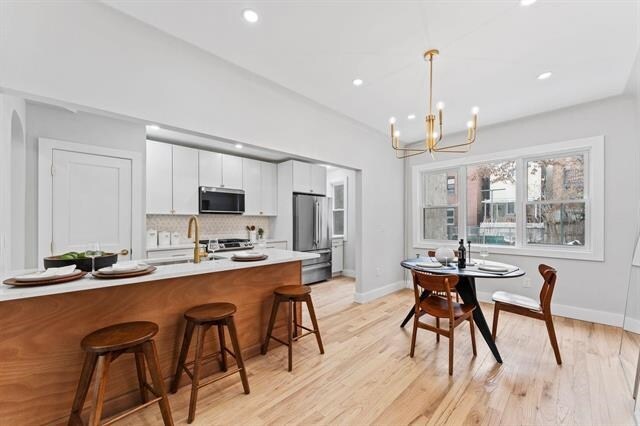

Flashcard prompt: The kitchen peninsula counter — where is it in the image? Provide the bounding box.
[0,249,315,425]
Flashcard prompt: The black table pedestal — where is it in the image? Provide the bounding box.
[400,276,503,363]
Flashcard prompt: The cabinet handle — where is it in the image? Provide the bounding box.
[310,189,314,192]
[120,249,130,256]
[220,184,225,188]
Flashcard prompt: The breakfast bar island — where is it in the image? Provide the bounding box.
[0,249,317,425]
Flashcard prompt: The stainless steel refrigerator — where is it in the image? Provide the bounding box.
[293,193,332,284]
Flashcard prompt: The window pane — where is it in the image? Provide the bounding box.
[527,154,584,201]
[333,184,344,209]
[526,202,585,246]
[423,207,458,241]
[333,211,344,236]
[422,169,457,206]
[466,161,516,246]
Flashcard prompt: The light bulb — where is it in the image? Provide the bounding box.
[389,117,396,124]
[432,131,439,139]
[352,78,363,87]
[235,143,243,149]
[436,102,445,110]
[393,130,400,137]
[242,9,259,23]
[407,114,416,120]
[471,106,480,115]
[466,121,473,128]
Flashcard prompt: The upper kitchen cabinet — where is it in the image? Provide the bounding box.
[199,151,243,189]
[146,141,198,215]
[292,161,326,195]
[243,158,277,216]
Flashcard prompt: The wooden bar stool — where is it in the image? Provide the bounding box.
[170,302,250,424]
[261,285,324,372]
[68,321,174,426]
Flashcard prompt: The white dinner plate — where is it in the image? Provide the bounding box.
[232,251,265,259]
[15,267,81,282]
[478,265,510,273]
[415,262,443,269]
[98,263,148,274]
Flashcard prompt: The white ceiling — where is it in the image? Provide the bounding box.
[104,0,640,142]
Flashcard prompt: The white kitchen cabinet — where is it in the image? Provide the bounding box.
[146,141,173,214]
[266,240,288,249]
[242,158,278,216]
[311,164,327,195]
[332,238,344,274]
[172,145,199,215]
[261,162,278,215]
[242,158,262,215]
[198,151,223,188]
[291,161,326,195]
[199,152,243,189]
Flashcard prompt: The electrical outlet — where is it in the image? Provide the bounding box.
[523,277,531,288]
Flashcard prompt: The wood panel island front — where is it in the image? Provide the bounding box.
[0,249,317,425]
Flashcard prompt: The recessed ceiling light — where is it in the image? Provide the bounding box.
[352,78,363,87]
[520,0,537,6]
[242,9,259,23]
[407,114,416,120]
[147,124,160,131]
[537,71,552,80]
[235,143,243,149]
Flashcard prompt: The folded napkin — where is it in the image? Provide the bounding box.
[19,264,77,279]
[111,261,141,271]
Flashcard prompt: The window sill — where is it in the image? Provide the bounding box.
[412,241,603,262]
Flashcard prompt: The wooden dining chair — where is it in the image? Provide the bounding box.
[427,250,460,301]
[410,270,477,375]
[491,264,561,364]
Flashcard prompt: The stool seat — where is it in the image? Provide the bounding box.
[274,285,311,297]
[81,321,158,353]
[185,302,237,323]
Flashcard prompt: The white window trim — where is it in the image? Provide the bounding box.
[330,178,347,240]
[411,136,604,262]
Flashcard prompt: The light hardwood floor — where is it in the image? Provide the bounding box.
[122,276,634,425]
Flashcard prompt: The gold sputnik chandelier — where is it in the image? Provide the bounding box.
[390,49,479,159]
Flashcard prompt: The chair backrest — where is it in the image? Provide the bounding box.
[427,250,460,258]
[411,270,459,319]
[538,264,557,312]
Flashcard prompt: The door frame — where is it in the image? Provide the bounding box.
[38,138,143,266]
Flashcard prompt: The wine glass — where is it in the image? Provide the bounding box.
[479,245,489,265]
[86,242,104,275]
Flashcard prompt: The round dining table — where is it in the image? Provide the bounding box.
[400,256,525,363]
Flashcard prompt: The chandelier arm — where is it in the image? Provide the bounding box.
[433,139,476,151]
[396,148,429,159]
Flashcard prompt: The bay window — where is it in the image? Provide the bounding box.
[412,136,604,261]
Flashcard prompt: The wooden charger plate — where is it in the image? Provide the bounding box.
[231,254,268,262]
[3,270,88,287]
[92,265,157,279]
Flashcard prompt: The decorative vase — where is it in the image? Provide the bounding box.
[434,247,455,264]
[248,230,257,242]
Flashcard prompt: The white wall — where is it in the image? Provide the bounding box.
[0,2,405,298]
[406,95,639,326]
[327,167,357,275]
[24,102,146,267]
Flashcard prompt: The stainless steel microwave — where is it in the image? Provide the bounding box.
[199,187,245,214]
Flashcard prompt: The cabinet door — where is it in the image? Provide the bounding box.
[292,161,312,193]
[146,141,173,214]
[332,243,344,273]
[242,158,261,215]
[172,145,199,215]
[198,151,223,188]
[311,165,327,196]
[222,154,243,189]
[261,162,278,215]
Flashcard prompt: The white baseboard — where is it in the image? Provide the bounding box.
[623,317,640,334]
[476,290,624,327]
[342,269,356,278]
[354,280,407,304]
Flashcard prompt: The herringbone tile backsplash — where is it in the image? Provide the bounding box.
[146,214,271,240]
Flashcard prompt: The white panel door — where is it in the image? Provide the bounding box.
[222,154,243,189]
[146,141,172,214]
[198,150,223,188]
[311,164,327,195]
[292,161,311,193]
[242,158,261,215]
[172,145,199,215]
[52,149,132,259]
[261,162,278,215]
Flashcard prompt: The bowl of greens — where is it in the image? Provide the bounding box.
[44,251,118,272]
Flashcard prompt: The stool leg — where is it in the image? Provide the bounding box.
[134,351,148,403]
[69,351,98,424]
[262,296,280,355]
[217,324,228,372]
[88,353,112,426]
[171,320,195,393]
[226,316,250,394]
[293,301,298,338]
[287,299,294,372]
[305,294,324,354]
[142,340,174,426]
[187,324,207,424]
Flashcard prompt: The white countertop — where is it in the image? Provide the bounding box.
[0,249,318,302]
